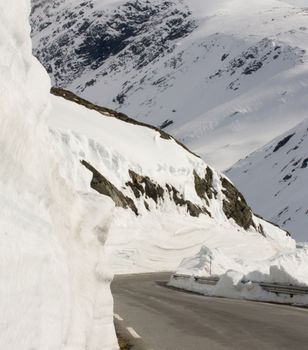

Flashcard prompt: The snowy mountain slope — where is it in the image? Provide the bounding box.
[0,1,117,349]
[227,118,308,242]
[46,87,296,274]
[31,0,308,169]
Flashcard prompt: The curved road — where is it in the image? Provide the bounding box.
[111,272,308,350]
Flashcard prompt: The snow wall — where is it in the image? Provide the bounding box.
[0,1,118,349]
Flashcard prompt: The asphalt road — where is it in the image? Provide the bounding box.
[111,272,308,350]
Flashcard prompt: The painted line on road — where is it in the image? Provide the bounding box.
[127,327,142,339]
[114,314,124,321]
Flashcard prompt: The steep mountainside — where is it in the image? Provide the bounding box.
[31,0,308,169]
[227,118,308,241]
[47,87,294,273]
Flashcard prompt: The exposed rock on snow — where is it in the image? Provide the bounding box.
[193,167,217,205]
[221,177,254,231]
[82,159,139,215]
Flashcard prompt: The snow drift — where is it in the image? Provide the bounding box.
[0,1,117,349]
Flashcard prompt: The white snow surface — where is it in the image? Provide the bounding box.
[227,118,308,242]
[31,0,308,170]
[0,1,117,349]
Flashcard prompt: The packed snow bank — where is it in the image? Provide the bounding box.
[170,245,308,305]
[0,1,117,349]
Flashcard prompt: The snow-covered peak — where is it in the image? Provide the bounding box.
[227,118,308,241]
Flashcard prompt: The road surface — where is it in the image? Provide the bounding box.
[111,272,308,350]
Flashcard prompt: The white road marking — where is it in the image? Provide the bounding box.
[114,314,124,321]
[127,327,141,339]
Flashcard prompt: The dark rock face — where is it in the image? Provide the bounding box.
[166,184,211,218]
[159,119,174,130]
[221,177,255,230]
[273,133,295,152]
[301,157,308,168]
[81,160,212,218]
[126,170,164,204]
[81,160,139,215]
[126,170,211,217]
[31,0,196,87]
[80,158,214,218]
[194,167,218,206]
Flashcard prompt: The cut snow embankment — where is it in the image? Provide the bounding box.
[0,1,118,349]
[169,245,308,305]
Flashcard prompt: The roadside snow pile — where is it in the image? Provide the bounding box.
[170,245,308,305]
[0,1,117,349]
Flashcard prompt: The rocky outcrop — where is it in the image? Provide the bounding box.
[193,167,218,205]
[81,160,138,215]
[126,170,211,217]
[221,177,255,230]
[273,133,295,153]
[81,160,213,218]
[126,170,164,204]
[166,184,211,217]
